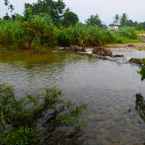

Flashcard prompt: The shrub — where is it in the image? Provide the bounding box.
[0,127,34,145]
[56,28,71,46]
[21,15,57,49]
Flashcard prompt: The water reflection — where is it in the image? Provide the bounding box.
[0,50,87,96]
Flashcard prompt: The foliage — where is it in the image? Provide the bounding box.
[0,1,140,51]
[113,14,120,25]
[138,66,145,81]
[111,13,145,30]
[0,18,138,50]
[0,15,57,50]
[24,0,65,24]
[62,9,79,27]
[0,20,24,49]
[120,13,128,26]
[136,67,145,122]
[57,24,138,47]
[118,27,137,39]
[0,127,34,145]
[3,0,14,19]
[86,14,103,27]
[21,15,57,49]
[0,84,85,145]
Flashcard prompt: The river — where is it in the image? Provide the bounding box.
[0,49,145,145]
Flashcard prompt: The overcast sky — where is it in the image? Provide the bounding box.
[0,0,145,24]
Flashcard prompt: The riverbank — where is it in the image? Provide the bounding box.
[105,42,145,50]
[57,42,145,61]
[0,41,145,66]
[105,42,145,65]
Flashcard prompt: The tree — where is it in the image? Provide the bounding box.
[113,14,120,25]
[3,13,10,20]
[86,14,103,27]
[22,15,56,49]
[24,0,65,24]
[62,9,79,26]
[24,3,33,20]
[120,13,128,26]
[3,0,14,18]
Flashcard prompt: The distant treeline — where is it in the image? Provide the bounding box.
[0,0,142,50]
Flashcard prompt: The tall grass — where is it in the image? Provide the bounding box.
[0,17,138,50]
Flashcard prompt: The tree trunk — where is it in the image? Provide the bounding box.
[27,39,33,50]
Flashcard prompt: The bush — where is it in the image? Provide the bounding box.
[21,15,57,49]
[56,28,71,46]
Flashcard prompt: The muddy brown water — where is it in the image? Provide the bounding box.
[0,49,145,145]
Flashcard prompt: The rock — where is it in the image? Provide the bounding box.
[128,44,135,47]
[59,47,65,50]
[128,108,131,113]
[93,47,112,56]
[85,48,93,54]
[112,54,124,58]
[59,45,113,57]
[70,45,85,52]
[58,46,85,52]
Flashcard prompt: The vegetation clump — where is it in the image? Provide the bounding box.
[135,67,145,122]
[129,58,145,66]
[0,84,85,145]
